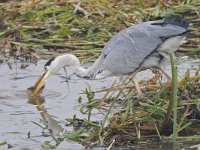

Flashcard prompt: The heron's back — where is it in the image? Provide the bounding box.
[102,16,189,74]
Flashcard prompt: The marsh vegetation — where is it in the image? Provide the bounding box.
[0,0,200,149]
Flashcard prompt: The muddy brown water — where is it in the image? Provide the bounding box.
[0,58,199,149]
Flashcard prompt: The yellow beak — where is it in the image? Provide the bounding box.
[32,70,48,96]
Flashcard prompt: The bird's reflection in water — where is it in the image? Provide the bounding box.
[27,87,65,138]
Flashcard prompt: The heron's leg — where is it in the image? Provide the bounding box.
[132,78,145,106]
[133,78,143,96]
[62,67,72,82]
[158,67,172,83]
[63,67,68,78]
[62,67,71,93]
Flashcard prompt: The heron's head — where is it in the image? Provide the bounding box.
[31,54,81,96]
[32,57,59,96]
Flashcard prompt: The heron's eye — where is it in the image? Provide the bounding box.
[44,66,49,70]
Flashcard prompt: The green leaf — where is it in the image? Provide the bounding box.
[0,141,7,147]
[67,130,87,142]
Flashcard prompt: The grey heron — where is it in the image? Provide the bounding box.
[32,16,190,96]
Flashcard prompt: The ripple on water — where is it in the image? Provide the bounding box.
[42,89,63,99]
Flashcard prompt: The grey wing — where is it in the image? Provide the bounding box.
[102,24,162,74]
[102,20,187,74]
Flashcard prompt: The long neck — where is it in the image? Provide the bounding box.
[74,66,88,77]
[74,55,104,79]
[61,54,104,79]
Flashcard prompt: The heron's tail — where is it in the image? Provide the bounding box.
[164,15,190,29]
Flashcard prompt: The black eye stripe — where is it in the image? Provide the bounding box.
[44,57,55,67]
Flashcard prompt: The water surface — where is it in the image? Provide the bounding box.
[0,58,199,149]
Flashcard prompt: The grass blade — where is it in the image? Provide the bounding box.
[170,51,178,141]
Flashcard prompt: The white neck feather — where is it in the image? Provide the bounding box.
[55,54,104,79]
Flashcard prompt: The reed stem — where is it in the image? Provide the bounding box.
[170,51,178,141]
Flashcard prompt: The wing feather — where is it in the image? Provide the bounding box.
[102,20,187,74]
